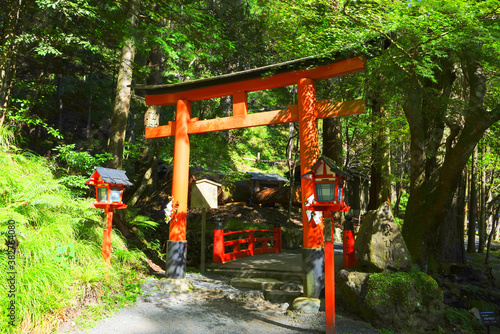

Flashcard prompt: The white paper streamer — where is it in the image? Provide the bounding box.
[305,194,322,226]
[164,200,173,224]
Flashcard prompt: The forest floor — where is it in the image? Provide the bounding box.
[63,273,381,334]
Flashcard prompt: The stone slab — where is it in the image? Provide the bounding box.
[292,296,321,313]
[230,277,283,290]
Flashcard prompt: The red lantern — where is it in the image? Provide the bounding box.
[301,156,351,212]
[85,167,132,267]
[86,167,132,209]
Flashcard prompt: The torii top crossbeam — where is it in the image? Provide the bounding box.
[136,53,364,104]
[134,54,365,139]
[133,52,366,290]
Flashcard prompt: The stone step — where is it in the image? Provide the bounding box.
[207,267,304,282]
[230,277,284,290]
[230,277,303,290]
[229,277,304,305]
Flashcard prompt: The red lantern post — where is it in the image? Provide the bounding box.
[85,167,132,267]
[302,156,352,334]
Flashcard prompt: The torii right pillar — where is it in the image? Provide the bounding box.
[298,78,324,297]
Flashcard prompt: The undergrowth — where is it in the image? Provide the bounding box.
[0,151,146,334]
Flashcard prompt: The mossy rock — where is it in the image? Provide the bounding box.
[361,270,446,332]
[365,270,442,311]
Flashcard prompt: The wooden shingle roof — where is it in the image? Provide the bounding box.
[85,167,133,186]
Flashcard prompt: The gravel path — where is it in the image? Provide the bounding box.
[65,273,380,334]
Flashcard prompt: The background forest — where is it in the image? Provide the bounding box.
[0,0,499,332]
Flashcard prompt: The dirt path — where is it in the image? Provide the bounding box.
[63,273,380,334]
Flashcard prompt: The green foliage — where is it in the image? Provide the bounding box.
[230,125,289,175]
[128,214,159,230]
[444,307,483,333]
[0,151,146,333]
[375,329,394,334]
[56,175,89,197]
[54,241,76,263]
[224,219,274,232]
[5,98,62,140]
[124,140,147,161]
[53,144,110,175]
[75,268,143,329]
[395,192,410,223]
[189,133,236,173]
[0,126,18,150]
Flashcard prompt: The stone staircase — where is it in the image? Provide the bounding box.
[206,252,305,304]
[206,246,345,305]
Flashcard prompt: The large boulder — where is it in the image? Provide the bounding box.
[355,203,410,271]
[337,268,448,332]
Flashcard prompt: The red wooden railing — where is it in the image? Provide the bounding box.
[213,227,282,263]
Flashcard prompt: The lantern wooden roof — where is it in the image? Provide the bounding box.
[302,156,351,180]
[85,167,133,186]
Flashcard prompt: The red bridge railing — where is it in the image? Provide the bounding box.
[213,227,282,263]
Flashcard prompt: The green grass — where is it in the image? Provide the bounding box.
[0,151,146,333]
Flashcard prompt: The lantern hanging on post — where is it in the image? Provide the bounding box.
[85,167,133,267]
[301,156,351,334]
[301,156,351,212]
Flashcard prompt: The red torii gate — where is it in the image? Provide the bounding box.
[134,54,365,297]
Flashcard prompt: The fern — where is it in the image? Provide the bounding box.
[0,151,145,333]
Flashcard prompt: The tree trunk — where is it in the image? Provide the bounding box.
[107,0,140,170]
[107,0,140,238]
[0,0,22,127]
[467,147,478,253]
[127,139,159,207]
[402,56,499,268]
[127,44,164,207]
[431,171,466,269]
[287,122,298,226]
[463,166,469,241]
[478,142,486,253]
[323,117,342,166]
[86,62,93,139]
[323,115,344,228]
[367,97,391,210]
[56,68,65,133]
[485,205,499,264]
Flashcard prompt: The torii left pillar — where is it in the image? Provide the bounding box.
[167,99,191,278]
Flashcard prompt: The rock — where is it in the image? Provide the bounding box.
[337,269,370,314]
[450,264,488,286]
[280,302,290,312]
[279,281,302,292]
[230,277,282,290]
[355,203,410,271]
[291,297,321,313]
[337,268,447,332]
[264,290,302,304]
[469,307,481,321]
[157,278,193,293]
